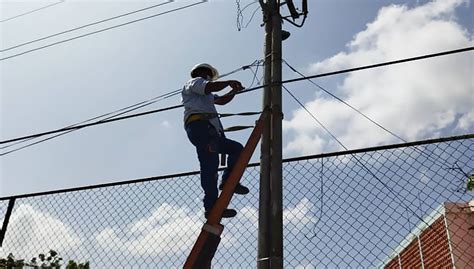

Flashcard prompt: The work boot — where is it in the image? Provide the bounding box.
[219,182,250,195]
[205,209,237,219]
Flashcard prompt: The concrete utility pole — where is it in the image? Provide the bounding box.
[258,1,307,268]
[258,0,283,268]
[269,0,284,267]
[257,0,272,267]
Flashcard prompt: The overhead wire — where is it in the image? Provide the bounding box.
[0,1,207,62]
[282,59,406,143]
[0,59,263,156]
[282,59,458,175]
[246,60,263,88]
[243,5,262,29]
[0,0,65,23]
[1,1,174,53]
[0,89,181,151]
[238,47,473,96]
[1,47,472,154]
[282,84,423,232]
[236,0,260,31]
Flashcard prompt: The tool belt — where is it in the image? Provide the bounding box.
[185,113,218,126]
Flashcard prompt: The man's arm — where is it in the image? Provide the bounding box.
[204,80,244,95]
[214,89,239,105]
[212,81,245,105]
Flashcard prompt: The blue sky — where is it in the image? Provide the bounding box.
[1,0,473,197]
[0,1,473,267]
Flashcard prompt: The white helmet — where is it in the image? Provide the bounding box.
[190,63,219,81]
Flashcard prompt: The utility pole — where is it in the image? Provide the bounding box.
[258,1,307,268]
[257,0,272,267]
[269,0,284,265]
[258,0,283,268]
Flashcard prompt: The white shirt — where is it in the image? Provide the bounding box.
[181,77,223,133]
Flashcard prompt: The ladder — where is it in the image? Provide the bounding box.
[183,111,268,269]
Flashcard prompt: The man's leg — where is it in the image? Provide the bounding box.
[218,137,249,194]
[186,121,237,218]
[196,147,219,212]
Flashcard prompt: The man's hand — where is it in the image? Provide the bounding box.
[228,80,245,91]
[205,80,245,95]
[214,80,245,105]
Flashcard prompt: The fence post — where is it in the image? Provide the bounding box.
[0,198,16,247]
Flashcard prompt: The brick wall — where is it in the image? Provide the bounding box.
[384,216,453,269]
[399,239,422,268]
[383,202,474,269]
[419,217,453,268]
[384,256,399,269]
[444,202,474,267]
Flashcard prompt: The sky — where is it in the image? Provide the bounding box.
[0,0,473,267]
[1,0,473,196]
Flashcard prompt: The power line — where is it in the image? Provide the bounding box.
[0,60,262,155]
[282,84,423,231]
[283,56,468,197]
[282,57,461,170]
[282,47,473,84]
[1,59,262,149]
[1,1,174,53]
[0,104,183,157]
[0,89,181,151]
[1,47,471,150]
[0,0,65,23]
[0,1,207,62]
[282,85,343,148]
[240,47,473,95]
[282,59,405,143]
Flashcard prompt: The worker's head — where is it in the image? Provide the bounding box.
[190,63,219,81]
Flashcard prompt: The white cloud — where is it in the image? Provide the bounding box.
[221,198,317,247]
[95,203,201,256]
[283,198,317,228]
[161,120,171,128]
[95,199,316,258]
[284,0,473,155]
[457,110,474,130]
[295,263,315,269]
[0,204,82,259]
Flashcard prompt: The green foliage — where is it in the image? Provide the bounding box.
[0,250,88,269]
[65,261,89,269]
[467,174,474,191]
[0,253,25,269]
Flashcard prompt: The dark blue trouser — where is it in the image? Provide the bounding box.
[185,120,244,212]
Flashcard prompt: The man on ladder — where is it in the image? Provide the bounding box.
[182,63,250,218]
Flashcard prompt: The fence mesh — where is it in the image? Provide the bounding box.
[1,135,473,268]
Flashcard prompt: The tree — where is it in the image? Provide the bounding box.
[0,250,88,269]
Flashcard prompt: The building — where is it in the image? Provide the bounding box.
[381,200,474,268]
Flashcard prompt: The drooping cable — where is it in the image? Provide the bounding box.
[282,84,425,230]
[1,1,174,52]
[282,59,405,143]
[235,0,259,31]
[282,59,456,173]
[0,1,207,62]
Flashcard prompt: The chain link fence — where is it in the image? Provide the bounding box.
[1,135,473,268]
